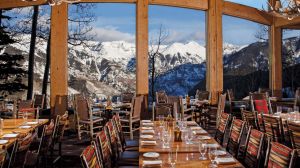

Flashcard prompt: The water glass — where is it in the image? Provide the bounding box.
[208,147,217,168]
[168,151,177,168]
[158,115,164,126]
[185,128,194,145]
[276,106,282,114]
[198,141,207,160]
[162,132,171,149]
[23,112,28,122]
[294,106,299,113]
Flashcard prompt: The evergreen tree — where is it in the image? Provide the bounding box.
[0,10,27,97]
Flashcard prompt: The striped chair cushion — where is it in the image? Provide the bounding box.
[105,121,122,159]
[218,112,229,133]
[288,121,300,149]
[264,116,282,142]
[81,144,101,168]
[254,100,269,114]
[246,129,263,157]
[112,115,126,149]
[98,130,112,168]
[268,142,292,168]
[230,119,244,143]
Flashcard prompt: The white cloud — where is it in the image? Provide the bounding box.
[89,27,135,43]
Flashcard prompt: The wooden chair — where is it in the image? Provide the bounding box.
[262,114,284,143]
[33,94,45,109]
[250,92,272,115]
[17,100,36,119]
[179,97,193,121]
[76,98,104,140]
[156,91,168,104]
[112,114,138,151]
[226,117,245,157]
[0,150,6,168]
[195,90,210,101]
[294,88,300,108]
[96,130,112,168]
[258,88,272,96]
[8,133,35,168]
[215,112,230,146]
[227,89,248,117]
[80,141,103,168]
[53,95,68,118]
[204,93,226,129]
[120,96,143,140]
[241,108,260,131]
[154,103,173,119]
[241,127,265,168]
[264,139,297,168]
[287,121,300,149]
[121,92,134,104]
[194,90,210,124]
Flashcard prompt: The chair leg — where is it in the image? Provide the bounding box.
[130,121,133,140]
[90,123,94,140]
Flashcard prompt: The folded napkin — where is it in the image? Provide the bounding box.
[194,130,207,135]
[142,120,152,123]
[198,136,211,140]
[215,157,236,165]
[186,121,198,126]
[141,130,155,134]
[143,123,154,126]
[204,144,220,148]
[141,127,154,130]
[141,141,157,146]
[190,127,202,130]
[143,160,162,166]
[140,135,154,139]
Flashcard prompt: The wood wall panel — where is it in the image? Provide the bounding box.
[50,4,69,113]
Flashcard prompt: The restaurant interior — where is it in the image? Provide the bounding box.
[0,0,300,168]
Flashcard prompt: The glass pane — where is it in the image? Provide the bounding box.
[148,5,206,102]
[68,3,136,101]
[225,0,267,9]
[282,29,300,97]
[223,15,270,99]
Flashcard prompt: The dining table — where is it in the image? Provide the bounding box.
[0,118,48,149]
[138,120,244,168]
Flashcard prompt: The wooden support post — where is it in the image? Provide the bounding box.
[50,3,68,115]
[206,0,223,104]
[269,24,282,98]
[136,0,149,118]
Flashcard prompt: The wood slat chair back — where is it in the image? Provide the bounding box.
[241,108,260,130]
[96,130,112,168]
[216,93,227,127]
[262,115,284,143]
[132,95,143,119]
[112,115,126,150]
[156,91,168,104]
[215,112,230,146]
[243,127,264,168]
[227,89,235,102]
[265,140,297,168]
[17,100,35,119]
[250,92,272,114]
[76,98,90,121]
[105,121,122,163]
[80,141,103,168]
[226,117,245,157]
[33,94,45,109]
[287,121,300,149]
[121,92,134,104]
[195,90,210,101]
[258,88,272,96]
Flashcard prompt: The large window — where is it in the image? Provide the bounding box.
[223,15,270,99]
[68,3,136,99]
[282,29,300,97]
[225,0,266,9]
[148,5,206,102]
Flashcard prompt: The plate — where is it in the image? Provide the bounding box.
[2,133,18,138]
[142,120,152,123]
[141,135,154,139]
[143,152,160,158]
[26,122,38,125]
[19,125,31,129]
[198,136,211,140]
[0,140,8,145]
[212,150,227,156]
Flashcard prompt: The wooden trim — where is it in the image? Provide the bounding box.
[50,3,69,111]
[80,0,136,3]
[206,0,223,105]
[149,0,208,10]
[275,17,300,28]
[0,0,46,9]
[269,24,282,97]
[136,0,149,96]
[223,1,273,25]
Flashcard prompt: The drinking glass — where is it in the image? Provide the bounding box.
[23,112,28,122]
[199,141,207,160]
[276,106,282,115]
[294,106,299,113]
[287,108,293,120]
[162,132,171,148]
[185,128,194,145]
[158,115,164,127]
[208,147,217,168]
[168,151,177,168]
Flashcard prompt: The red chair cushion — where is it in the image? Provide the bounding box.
[254,100,269,114]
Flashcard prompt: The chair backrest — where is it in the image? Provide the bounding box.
[132,96,143,119]
[215,112,230,146]
[295,88,300,107]
[38,119,55,155]
[52,112,68,145]
[76,98,90,121]
[250,92,272,114]
[241,108,260,130]
[227,89,235,102]
[18,100,33,109]
[243,127,264,168]
[0,149,6,168]
[227,117,245,157]
[287,121,300,149]
[265,141,297,168]
[258,88,272,96]
[195,90,210,101]
[112,115,126,150]
[216,93,227,127]
[81,141,102,168]
[262,115,284,143]
[155,104,172,119]
[156,91,168,104]
[167,96,180,117]
[33,94,45,109]
[54,95,68,117]
[105,120,122,161]
[121,92,134,103]
[96,130,112,168]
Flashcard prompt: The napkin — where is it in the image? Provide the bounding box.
[142,160,162,166]
[141,141,157,146]
[198,136,211,140]
[142,120,152,123]
[140,135,154,139]
[190,127,202,130]
[194,130,207,135]
[204,144,219,148]
[186,121,198,126]
[141,127,154,130]
[141,130,155,134]
[215,157,236,164]
[143,123,154,126]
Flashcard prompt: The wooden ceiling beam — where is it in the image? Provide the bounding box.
[0,0,46,9]
[80,0,136,3]
[149,0,208,10]
[275,17,300,28]
[223,1,273,25]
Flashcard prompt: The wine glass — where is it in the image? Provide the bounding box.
[169,150,176,168]
[208,147,217,168]
[185,128,194,145]
[199,141,207,160]
[162,131,171,148]
[158,115,164,127]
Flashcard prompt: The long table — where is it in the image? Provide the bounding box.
[139,121,244,168]
[0,119,48,149]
